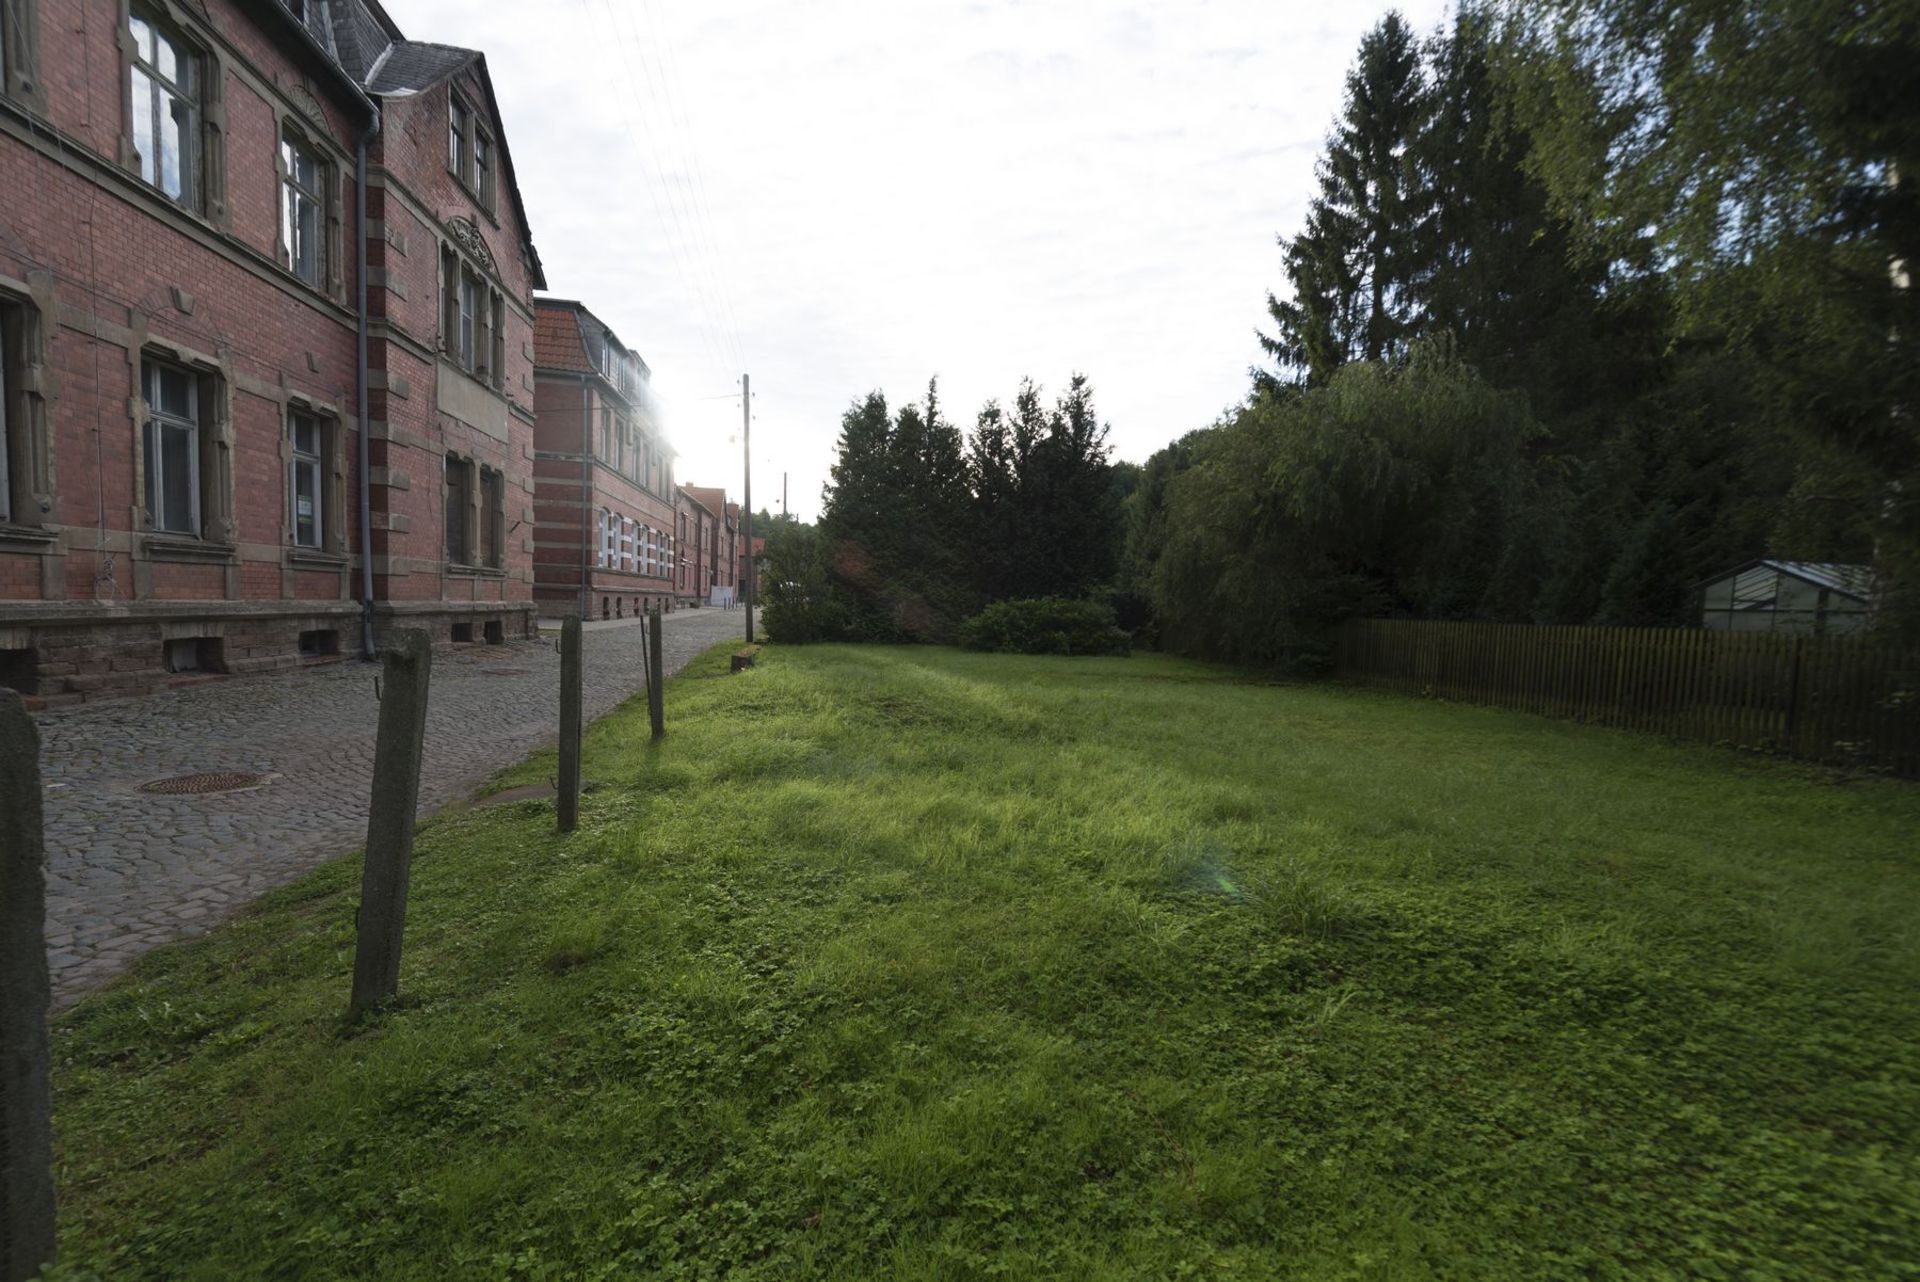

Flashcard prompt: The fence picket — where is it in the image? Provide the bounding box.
[1335,620,1919,778]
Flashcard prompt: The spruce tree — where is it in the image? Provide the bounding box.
[1263,11,1433,384]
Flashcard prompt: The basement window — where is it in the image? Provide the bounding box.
[298,628,338,656]
[0,647,37,694]
[164,636,223,673]
[451,621,474,644]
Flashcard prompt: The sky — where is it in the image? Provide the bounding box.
[386,0,1450,522]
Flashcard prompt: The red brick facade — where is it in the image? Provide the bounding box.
[0,0,544,704]
[678,484,739,606]
[531,298,677,620]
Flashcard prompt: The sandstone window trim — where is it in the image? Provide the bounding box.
[1,0,47,112]
[121,1,227,224]
[440,244,504,389]
[0,292,50,528]
[139,353,227,539]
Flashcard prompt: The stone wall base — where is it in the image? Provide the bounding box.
[1,606,363,709]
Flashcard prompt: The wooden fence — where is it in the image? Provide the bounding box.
[1333,619,1920,777]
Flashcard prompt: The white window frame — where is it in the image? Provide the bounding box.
[288,409,322,547]
[143,359,200,535]
[595,507,608,568]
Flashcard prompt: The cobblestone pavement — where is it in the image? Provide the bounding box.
[35,608,748,1004]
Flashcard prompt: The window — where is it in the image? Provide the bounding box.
[445,454,472,564]
[480,465,504,569]
[129,6,199,208]
[2,0,42,107]
[490,294,505,388]
[280,131,323,285]
[457,270,477,369]
[601,408,613,462]
[599,507,615,568]
[448,94,467,174]
[142,358,200,534]
[288,410,322,547]
[447,89,495,210]
[595,508,609,568]
[441,246,503,382]
[473,129,492,207]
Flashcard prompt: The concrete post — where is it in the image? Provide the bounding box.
[648,606,666,740]
[557,616,583,832]
[348,629,431,1020]
[0,690,56,1282]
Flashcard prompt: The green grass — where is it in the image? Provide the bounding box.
[45,644,1920,1280]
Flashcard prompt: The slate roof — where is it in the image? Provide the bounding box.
[275,0,545,288]
[366,41,476,95]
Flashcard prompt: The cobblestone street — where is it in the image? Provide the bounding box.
[36,608,747,1004]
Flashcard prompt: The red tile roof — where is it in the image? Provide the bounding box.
[533,302,592,373]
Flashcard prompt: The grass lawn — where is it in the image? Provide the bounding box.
[45,644,1920,1280]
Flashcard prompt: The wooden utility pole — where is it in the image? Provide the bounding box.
[648,604,666,739]
[742,373,753,644]
[1,690,57,1282]
[557,616,583,832]
[349,629,431,1021]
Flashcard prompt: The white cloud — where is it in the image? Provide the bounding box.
[386,0,1449,521]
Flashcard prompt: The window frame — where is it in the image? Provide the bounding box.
[142,356,201,536]
[479,464,504,569]
[447,87,496,212]
[279,128,326,287]
[127,4,202,210]
[444,452,473,566]
[288,408,323,548]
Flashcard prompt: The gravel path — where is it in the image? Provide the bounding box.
[35,608,747,1004]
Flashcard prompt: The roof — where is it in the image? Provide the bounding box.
[365,41,476,95]
[683,486,729,519]
[532,301,593,373]
[282,1,545,289]
[1704,559,1876,602]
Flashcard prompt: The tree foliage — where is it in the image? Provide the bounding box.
[782,375,1126,644]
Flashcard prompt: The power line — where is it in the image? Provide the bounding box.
[605,0,745,373]
[577,0,740,382]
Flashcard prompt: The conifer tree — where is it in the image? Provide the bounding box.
[1263,11,1433,384]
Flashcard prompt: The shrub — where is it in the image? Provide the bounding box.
[956,598,1132,656]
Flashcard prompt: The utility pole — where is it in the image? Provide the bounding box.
[742,373,753,644]
[782,471,787,520]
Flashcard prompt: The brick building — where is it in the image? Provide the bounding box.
[678,484,738,606]
[530,297,676,620]
[0,0,543,705]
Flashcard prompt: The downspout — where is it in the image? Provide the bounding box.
[581,377,592,619]
[356,118,379,658]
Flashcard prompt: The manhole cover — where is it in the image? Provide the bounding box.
[484,668,531,677]
[140,770,268,795]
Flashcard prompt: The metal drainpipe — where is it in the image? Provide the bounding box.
[356,122,378,658]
